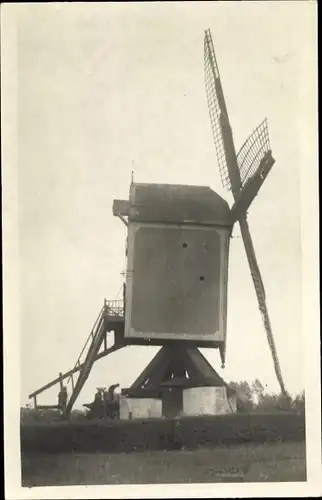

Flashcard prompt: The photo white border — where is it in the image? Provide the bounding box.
[2,2,320,498]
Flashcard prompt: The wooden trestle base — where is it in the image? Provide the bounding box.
[124,345,231,395]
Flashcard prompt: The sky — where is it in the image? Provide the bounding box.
[14,2,317,408]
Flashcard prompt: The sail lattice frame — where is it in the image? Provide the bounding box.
[204,29,231,191]
[237,118,272,187]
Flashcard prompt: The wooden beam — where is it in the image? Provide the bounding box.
[184,347,230,388]
[184,347,218,381]
[116,214,128,227]
[112,199,129,216]
[129,347,169,389]
[37,405,60,410]
[145,356,172,389]
[29,343,125,399]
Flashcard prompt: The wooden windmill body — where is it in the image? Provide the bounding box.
[113,182,236,418]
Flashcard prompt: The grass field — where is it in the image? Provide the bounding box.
[21,441,306,486]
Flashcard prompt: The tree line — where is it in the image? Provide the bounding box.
[229,379,305,414]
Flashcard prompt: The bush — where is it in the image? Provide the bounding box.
[21,413,305,454]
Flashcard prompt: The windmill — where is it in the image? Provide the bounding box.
[204,29,288,397]
[28,29,288,418]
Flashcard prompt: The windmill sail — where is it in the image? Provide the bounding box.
[237,118,273,187]
[204,29,242,195]
[238,216,287,396]
[204,29,288,396]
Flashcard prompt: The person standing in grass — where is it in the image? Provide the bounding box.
[58,386,68,411]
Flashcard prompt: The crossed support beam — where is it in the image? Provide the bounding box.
[123,344,234,399]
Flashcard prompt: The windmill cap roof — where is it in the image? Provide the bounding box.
[129,183,232,226]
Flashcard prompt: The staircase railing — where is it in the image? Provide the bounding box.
[66,303,106,387]
[105,299,124,317]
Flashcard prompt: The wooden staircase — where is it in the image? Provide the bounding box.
[28,300,126,417]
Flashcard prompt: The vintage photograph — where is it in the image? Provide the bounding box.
[2,1,320,497]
